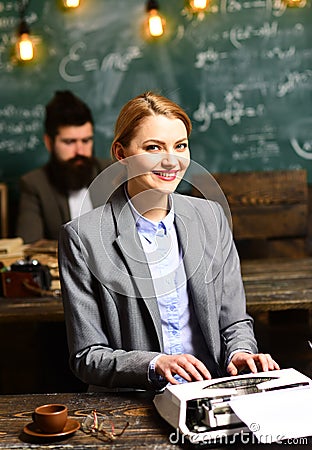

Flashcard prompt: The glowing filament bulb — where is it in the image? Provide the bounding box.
[285,0,306,6]
[17,33,34,61]
[63,0,80,8]
[191,0,208,10]
[148,9,164,37]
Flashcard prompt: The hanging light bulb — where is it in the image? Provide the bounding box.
[63,0,80,8]
[189,0,209,12]
[16,19,34,61]
[146,0,165,38]
[284,0,306,6]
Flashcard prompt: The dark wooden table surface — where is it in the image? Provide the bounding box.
[0,295,63,322]
[241,257,312,313]
[1,257,312,322]
[0,392,310,449]
[0,392,172,449]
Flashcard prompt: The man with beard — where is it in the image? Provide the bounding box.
[16,91,110,243]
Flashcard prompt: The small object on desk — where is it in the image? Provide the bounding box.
[81,410,129,442]
[23,418,80,438]
[0,238,23,255]
[0,238,25,265]
[32,404,68,434]
[0,258,53,298]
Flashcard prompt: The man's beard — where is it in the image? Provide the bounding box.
[46,153,97,192]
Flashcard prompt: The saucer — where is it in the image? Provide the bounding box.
[23,418,80,438]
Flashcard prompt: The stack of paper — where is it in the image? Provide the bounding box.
[0,237,24,255]
[0,238,25,265]
[229,386,312,443]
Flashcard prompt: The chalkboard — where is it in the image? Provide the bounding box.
[1,0,312,206]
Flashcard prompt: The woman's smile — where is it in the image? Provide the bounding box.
[152,170,179,181]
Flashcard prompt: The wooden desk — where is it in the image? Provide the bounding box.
[0,392,310,449]
[0,296,63,322]
[1,258,312,322]
[241,257,312,313]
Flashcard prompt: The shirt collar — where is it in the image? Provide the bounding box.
[125,186,174,243]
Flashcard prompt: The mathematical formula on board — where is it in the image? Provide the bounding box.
[0,0,311,176]
[0,0,300,72]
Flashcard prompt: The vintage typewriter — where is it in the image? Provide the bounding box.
[153,368,311,444]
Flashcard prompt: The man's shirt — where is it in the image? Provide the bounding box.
[68,187,93,219]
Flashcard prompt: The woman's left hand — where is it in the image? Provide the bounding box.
[227,352,280,376]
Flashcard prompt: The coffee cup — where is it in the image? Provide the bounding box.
[32,404,68,434]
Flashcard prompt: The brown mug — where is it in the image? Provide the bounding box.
[32,404,68,434]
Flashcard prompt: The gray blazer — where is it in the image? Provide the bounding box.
[58,186,258,391]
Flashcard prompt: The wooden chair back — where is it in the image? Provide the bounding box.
[192,169,309,257]
[0,183,8,238]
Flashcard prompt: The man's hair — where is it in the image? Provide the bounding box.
[44,90,94,139]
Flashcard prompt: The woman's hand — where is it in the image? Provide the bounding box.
[227,352,280,376]
[155,354,211,384]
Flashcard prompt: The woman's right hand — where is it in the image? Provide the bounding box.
[155,354,211,384]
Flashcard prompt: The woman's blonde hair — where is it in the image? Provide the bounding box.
[110,91,192,160]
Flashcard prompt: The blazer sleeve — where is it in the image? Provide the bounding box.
[58,222,161,391]
[16,176,45,243]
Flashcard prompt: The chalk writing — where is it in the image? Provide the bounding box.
[0,34,14,71]
[0,105,43,154]
[232,141,280,161]
[0,135,40,153]
[0,1,20,13]
[226,22,278,49]
[220,0,287,16]
[276,70,312,97]
[231,125,281,162]
[232,128,276,144]
[264,46,296,60]
[195,47,228,68]
[178,19,285,48]
[100,47,142,71]
[0,11,37,30]
[58,41,86,83]
[0,16,16,29]
[0,0,311,183]
[0,105,44,119]
[221,0,266,14]
[0,120,42,135]
[193,87,265,131]
[59,42,142,83]
[181,0,288,18]
[0,6,38,72]
[181,4,218,21]
[290,138,312,160]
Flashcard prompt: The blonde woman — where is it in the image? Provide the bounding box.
[59,92,279,392]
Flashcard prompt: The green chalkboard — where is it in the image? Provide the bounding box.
[1,0,312,204]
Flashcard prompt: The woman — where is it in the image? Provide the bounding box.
[58,91,279,391]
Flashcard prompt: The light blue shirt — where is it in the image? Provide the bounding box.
[127,193,209,386]
[135,204,191,356]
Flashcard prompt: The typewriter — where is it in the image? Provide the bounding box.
[153,368,311,444]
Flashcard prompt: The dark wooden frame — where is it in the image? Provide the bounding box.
[0,183,8,238]
[192,169,309,258]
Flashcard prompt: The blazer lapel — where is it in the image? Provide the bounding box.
[54,188,70,224]
[111,187,163,350]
